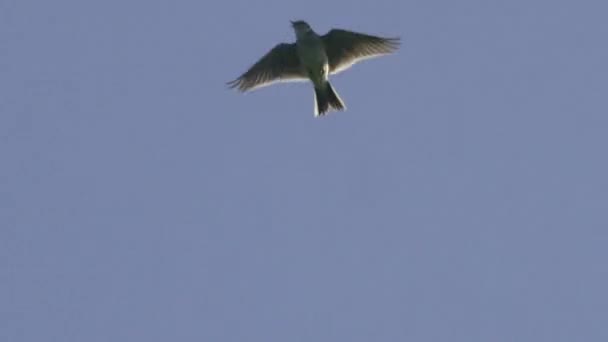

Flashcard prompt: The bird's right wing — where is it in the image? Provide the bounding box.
[321,29,400,75]
[227,43,307,92]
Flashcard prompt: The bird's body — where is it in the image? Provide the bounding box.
[296,31,328,86]
[228,21,399,117]
[292,21,344,115]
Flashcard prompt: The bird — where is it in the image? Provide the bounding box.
[227,20,400,117]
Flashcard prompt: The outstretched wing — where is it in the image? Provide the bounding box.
[227,43,307,92]
[321,29,400,75]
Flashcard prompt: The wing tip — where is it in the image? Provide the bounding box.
[226,78,247,92]
[384,36,401,50]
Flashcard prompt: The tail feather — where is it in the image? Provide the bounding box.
[314,82,345,117]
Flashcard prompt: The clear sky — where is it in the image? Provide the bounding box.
[2,0,607,341]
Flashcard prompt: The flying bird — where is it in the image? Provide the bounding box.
[228,21,400,117]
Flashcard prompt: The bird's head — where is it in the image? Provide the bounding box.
[290,20,312,38]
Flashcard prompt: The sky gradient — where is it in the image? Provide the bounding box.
[2,0,608,341]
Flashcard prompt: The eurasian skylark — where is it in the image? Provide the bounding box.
[228,21,400,117]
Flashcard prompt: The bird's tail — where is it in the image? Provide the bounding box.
[314,82,345,117]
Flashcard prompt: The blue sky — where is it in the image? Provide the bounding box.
[2,0,607,341]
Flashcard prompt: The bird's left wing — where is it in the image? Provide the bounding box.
[227,43,307,92]
[321,29,400,75]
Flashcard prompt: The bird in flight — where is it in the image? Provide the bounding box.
[228,21,400,117]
